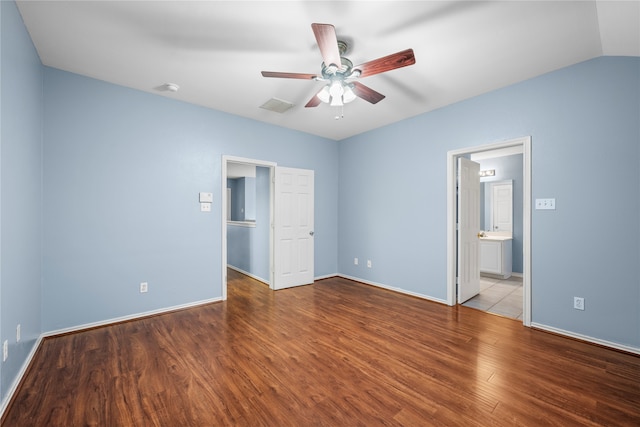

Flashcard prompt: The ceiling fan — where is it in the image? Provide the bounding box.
[261,23,416,108]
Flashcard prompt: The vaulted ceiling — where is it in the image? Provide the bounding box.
[16,1,640,140]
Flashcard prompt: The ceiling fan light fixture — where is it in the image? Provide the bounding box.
[329,80,344,98]
[342,84,356,103]
[330,93,344,107]
[317,86,331,103]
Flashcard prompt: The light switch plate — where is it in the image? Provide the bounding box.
[199,192,213,203]
[535,198,556,210]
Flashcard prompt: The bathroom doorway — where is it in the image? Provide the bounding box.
[446,137,532,326]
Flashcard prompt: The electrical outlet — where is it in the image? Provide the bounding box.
[354,257,358,265]
[16,324,21,342]
[3,340,8,362]
[367,260,372,268]
[573,297,585,311]
[140,282,148,293]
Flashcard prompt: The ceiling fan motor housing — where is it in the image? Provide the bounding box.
[321,57,355,80]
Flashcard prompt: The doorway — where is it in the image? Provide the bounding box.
[221,156,316,299]
[446,137,532,326]
[222,156,276,300]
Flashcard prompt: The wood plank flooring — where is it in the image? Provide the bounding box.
[3,270,640,426]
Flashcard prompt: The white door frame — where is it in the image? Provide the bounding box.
[446,136,532,326]
[221,155,277,300]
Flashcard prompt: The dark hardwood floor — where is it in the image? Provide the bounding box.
[3,269,640,426]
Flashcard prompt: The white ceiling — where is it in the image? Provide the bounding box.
[16,1,640,141]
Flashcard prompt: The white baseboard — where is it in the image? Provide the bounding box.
[531,322,640,356]
[314,273,338,281]
[227,265,269,285]
[42,297,222,338]
[338,274,448,305]
[227,265,337,284]
[0,335,44,420]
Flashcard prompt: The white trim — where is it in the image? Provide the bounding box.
[338,274,448,305]
[314,273,337,281]
[447,136,532,327]
[0,336,44,420]
[531,322,640,356]
[226,220,256,228]
[222,156,277,300]
[470,145,523,161]
[42,297,221,338]
[227,265,269,285]
[522,138,532,326]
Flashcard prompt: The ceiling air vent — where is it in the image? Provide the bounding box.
[260,98,294,113]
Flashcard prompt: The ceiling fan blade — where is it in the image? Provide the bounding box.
[351,82,386,104]
[311,23,342,68]
[353,49,416,78]
[305,92,322,108]
[261,71,318,79]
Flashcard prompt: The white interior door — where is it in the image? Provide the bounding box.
[457,158,481,303]
[491,182,513,232]
[274,167,314,290]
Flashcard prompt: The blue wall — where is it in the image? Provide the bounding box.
[227,178,239,219]
[227,176,257,221]
[243,177,256,220]
[42,67,339,331]
[339,56,640,348]
[0,0,43,403]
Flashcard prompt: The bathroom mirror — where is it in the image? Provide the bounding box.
[482,180,512,232]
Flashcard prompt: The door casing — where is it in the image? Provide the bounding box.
[446,136,532,326]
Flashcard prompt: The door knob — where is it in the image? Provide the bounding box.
[309,231,314,236]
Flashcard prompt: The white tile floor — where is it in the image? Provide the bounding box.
[461,275,523,320]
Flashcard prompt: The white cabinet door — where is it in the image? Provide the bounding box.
[480,240,502,274]
[480,239,512,279]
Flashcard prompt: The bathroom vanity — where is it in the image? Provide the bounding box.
[479,235,512,279]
